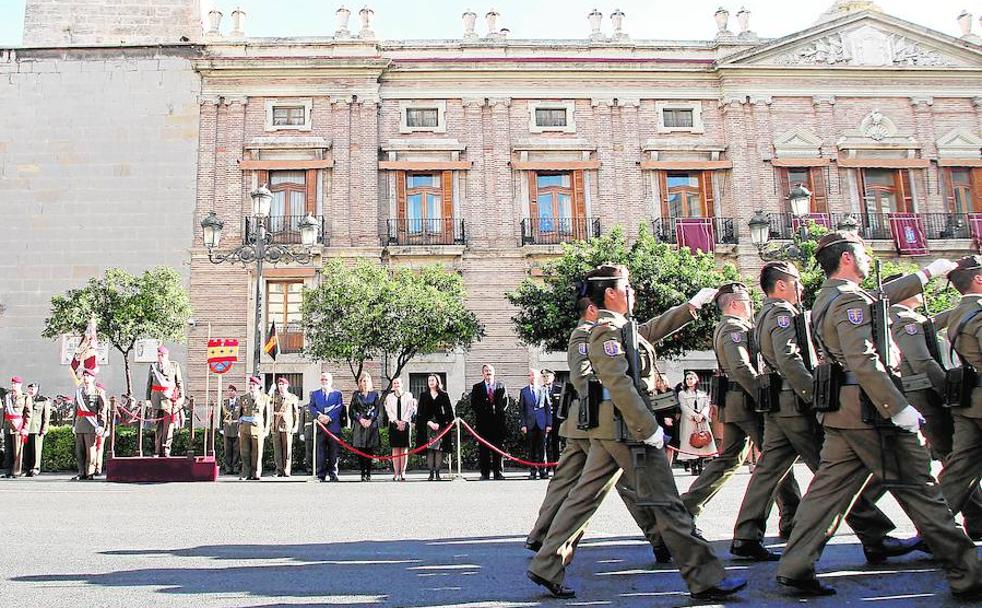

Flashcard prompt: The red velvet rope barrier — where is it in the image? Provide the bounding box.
[314,419,456,461]
[114,403,169,424]
[457,419,561,468]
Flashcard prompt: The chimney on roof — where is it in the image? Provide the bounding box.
[358,6,375,39]
[462,9,478,40]
[588,9,604,41]
[229,7,245,38]
[611,9,627,41]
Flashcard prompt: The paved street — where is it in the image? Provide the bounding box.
[0,462,976,608]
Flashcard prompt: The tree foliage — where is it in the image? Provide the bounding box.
[42,267,193,395]
[302,260,484,390]
[506,226,742,359]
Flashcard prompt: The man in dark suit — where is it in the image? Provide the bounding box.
[541,369,563,474]
[309,371,347,482]
[471,364,508,480]
[520,369,553,480]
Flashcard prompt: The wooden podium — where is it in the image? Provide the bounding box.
[106,455,219,482]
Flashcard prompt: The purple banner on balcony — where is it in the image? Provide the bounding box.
[969,214,982,251]
[888,212,929,256]
[791,213,831,233]
[675,218,715,253]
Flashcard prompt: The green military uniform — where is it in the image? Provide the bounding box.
[2,390,32,478]
[891,303,982,536]
[221,396,240,474]
[235,390,272,480]
[25,395,51,476]
[72,386,106,479]
[526,318,660,552]
[734,295,895,548]
[271,390,300,477]
[777,268,982,595]
[529,303,728,596]
[145,360,184,457]
[681,311,800,535]
[941,291,982,536]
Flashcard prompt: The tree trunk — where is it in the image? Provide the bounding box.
[121,348,133,398]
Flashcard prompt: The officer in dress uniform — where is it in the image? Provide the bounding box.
[271,376,300,477]
[887,271,982,540]
[73,370,106,481]
[775,232,982,599]
[527,265,745,601]
[145,346,184,457]
[2,376,32,478]
[680,282,801,539]
[221,385,240,475]
[236,376,272,480]
[24,383,51,477]
[731,261,916,563]
[938,256,982,541]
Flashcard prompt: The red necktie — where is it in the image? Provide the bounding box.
[487,385,493,401]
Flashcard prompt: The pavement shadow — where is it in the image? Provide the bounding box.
[12,534,959,607]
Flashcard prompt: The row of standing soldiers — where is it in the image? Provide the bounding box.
[524,231,982,601]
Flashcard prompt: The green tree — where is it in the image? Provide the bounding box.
[42,267,193,396]
[302,260,484,391]
[506,226,742,358]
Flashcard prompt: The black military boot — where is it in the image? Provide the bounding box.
[730,539,781,561]
[863,535,921,564]
[527,571,575,598]
[777,575,836,596]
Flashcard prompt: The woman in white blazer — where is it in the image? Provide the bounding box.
[384,378,417,481]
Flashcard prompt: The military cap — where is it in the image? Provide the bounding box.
[10,376,23,384]
[952,255,982,273]
[81,369,96,378]
[585,264,629,282]
[248,375,262,386]
[761,260,801,280]
[714,282,750,305]
[157,345,169,355]
[814,230,865,257]
[276,376,290,386]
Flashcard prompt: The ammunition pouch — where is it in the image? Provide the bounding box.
[813,361,845,413]
[860,374,904,427]
[631,445,672,507]
[577,380,602,430]
[709,374,730,407]
[754,372,782,414]
[900,373,933,394]
[943,365,979,409]
[558,383,577,421]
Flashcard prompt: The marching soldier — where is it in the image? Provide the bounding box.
[939,256,982,541]
[221,385,241,475]
[888,273,982,539]
[3,376,32,478]
[271,376,300,477]
[73,370,107,481]
[236,376,272,480]
[732,261,917,563]
[24,383,51,477]
[681,282,800,539]
[528,265,745,601]
[145,346,184,457]
[776,232,982,599]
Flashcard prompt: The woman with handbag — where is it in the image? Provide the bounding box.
[676,371,716,475]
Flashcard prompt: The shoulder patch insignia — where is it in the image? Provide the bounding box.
[730,332,743,343]
[847,308,864,325]
[776,315,791,329]
[578,343,588,355]
[603,340,623,357]
[904,323,919,335]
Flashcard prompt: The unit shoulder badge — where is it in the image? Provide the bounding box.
[776,315,791,329]
[603,340,623,357]
[847,308,864,325]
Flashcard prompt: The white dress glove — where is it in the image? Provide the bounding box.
[643,426,665,449]
[923,259,957,280]
[890,405,925,434]
[688,288,719,310]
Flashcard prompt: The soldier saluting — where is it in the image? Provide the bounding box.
[776,231,982,599]
[145,346,184,457]
[527,264,745,601]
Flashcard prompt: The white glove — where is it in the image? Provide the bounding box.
[688,288,718,309]
[923,259,957,280]
[642,426,665,449]
[890,405,925,434]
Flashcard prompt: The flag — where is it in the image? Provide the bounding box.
[69,317,100,385]
[207,338,239,375]
[263,322,279,361]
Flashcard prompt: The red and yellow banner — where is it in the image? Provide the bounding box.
[207,338,239,375]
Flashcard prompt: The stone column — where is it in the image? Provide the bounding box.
[329,96,352,246]
[462,97,488,246]
[910,96,938,213]
[812,95,841,213]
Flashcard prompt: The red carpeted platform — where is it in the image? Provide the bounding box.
[106,456,219,483]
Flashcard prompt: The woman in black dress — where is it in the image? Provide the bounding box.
[383,377,416,481]
[415,374,454,481]
[654,374,681,466]
[350,373,381,481]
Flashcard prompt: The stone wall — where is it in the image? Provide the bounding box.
[23,0,203,47]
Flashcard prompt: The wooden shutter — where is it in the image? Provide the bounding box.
[528,172,539,230]
[257,170,269,186]
[441,170,454,242]
[572,170,586,218]
[305,169,317,214]
[396,171,407,221]
[897,169,913,213]
[973,168,982,213]
[810,167,828,213]
[658,171,669,218]
[777,168,791,212]
[701,171,716,217]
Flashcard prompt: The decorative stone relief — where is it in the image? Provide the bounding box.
[859,109,896,141]
[774,26,957,67]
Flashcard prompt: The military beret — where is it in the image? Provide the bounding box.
[81,369,96,378]
[276,376,290,385]
[761,260,800,280]
[10,376,22,384]
[814,231,865,256]
[157,345,169,355]
[248,375,261,386]
[714,282,750,304]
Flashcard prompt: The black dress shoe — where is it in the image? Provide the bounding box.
[863,535,921,564]
[540,472,550,480]
[953,581,982,600]
[528,472,537,480]
[965,528,982,542]
[777,575,836,596]
[731,540,781,561]
[652,544,672,564]
[494,473,505,480]
[480,474,490,481]
[527,571,575,599]
[691,576,748,600]
[525,540,542,552]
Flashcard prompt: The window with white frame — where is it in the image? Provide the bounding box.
[655,101,704,134]
[265,99,312,131]
[399,100,447,133]
[529,101,576,134]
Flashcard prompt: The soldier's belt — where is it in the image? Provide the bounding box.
[901,373,934,393]
[600,387,611,401]
[841,372,860,385]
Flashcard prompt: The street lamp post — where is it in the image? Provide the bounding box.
[201,185,320,376]
[749,184,817,263]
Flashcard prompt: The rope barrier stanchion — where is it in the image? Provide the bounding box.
[454,417,464,481]
[314,419,456,463]
[457,419,561,469]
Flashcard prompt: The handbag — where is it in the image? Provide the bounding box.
[688,420,712,449]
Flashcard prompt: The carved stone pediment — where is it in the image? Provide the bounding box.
[773,128,824,158]
[837,109,918,151]
[936,128,982,159]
